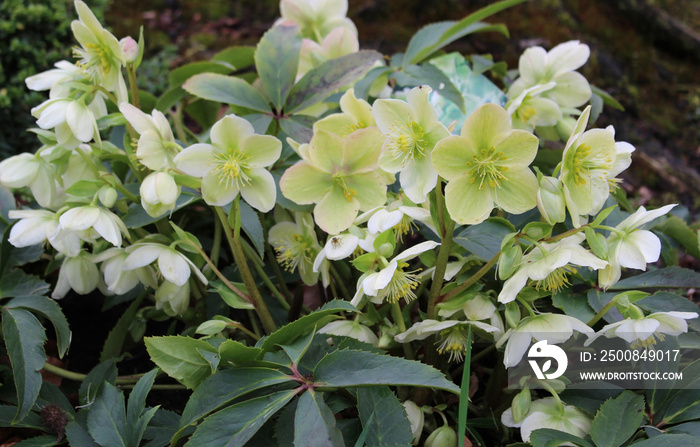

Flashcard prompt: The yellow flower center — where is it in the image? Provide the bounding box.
[518,106,538,124]
[342,120,368,136]
[535,265,578,294]
[631,332,665,350]
[378,262,420,303]
[333,172,357,202]
[394,214,417,242]
[213,147,251,190]
[570,143,613,186]
[466,147,510,189]
[387,120,426,166]
[274,233,315,273]
[74,43,112,79]
[437,327,469,362]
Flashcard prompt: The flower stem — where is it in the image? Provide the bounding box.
[241,241,290,310]
[427,182,455,320]
[188,241,252,305]
[42,362,146,384]
[587,298,617,326]
[329,264,351,299]
[265,244,294,302]
[126,63,140,110]
[438,251,500,304]
[216,204,277,334]
[391,301,414,360]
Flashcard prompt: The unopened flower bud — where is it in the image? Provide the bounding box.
[505,301,521,329]
[510,389,531,423]
[402,401,424,445]
[120,36,139,63]
[140,171,180,218]
[498,244,523,280]
[155,280,190,316]
[425,425,457,447]
[98,185,117,208]
[536,176,566,225]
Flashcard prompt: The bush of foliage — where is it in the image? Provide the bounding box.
[0,0,699,446]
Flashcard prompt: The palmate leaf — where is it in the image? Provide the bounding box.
[1,307,46,422]
[184,389,298,447]
[314,350,460,394]
[294,391,345,447]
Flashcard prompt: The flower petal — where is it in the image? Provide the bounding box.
[158,250,191,286]
[174,143,215,177]
[240,168,277,212]
[279,162,333,204]
[314,186,360,234]
[210,114,255,150]
[492,168,538,215]
[241,135,282,168]
[201,171,239,206]
[444,175,494,225]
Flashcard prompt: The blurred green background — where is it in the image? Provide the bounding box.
[2,0,698,211]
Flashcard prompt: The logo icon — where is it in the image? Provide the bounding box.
[528,340,568,380]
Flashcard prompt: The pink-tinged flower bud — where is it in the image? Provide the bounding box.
[120,36,139,63]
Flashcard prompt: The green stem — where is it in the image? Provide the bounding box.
[172,102,188,143]
[216,205,277,334]
[391,301,414,360]
[188,241,253,305]
[211,214,222,266]
[241,241,290,310]
[517,297,537,318]
[426,182,455,320]
[126,63,140,110]
[329,264,351,299]
[587,298,617,326]
[265,244,294,302]
[42,362,145,384]
[113,182,139,204]
[439,250,500,304]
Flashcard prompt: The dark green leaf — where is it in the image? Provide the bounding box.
[259,300,357,353]
[392,64,465,112]
[0,270,50,298]
[209,280,255,310]
[608,267,700,290]
[529,429,594,447]
[87,383,127,447]
[284,51,383,114]
[294,391,345,447]
[314,350,459,394]
[126,368,159,445]
[155,87,186,113]
[0,185,16,222]
[356,387,412,447]
[458,326,472,446]
[218,339,263,366]
[591,85,624,111]
[279,329,316,365]
[255,24,302,111]
[144,336,218,389]
[79,360,117,407]
[169,61,235,88]
[552,290,596,323]
[2,307,46,422]
[65,421,100,447]
[100,294,144,362]
[279,115,314,143]
[6,295,70,358]
[182,73,271,113]
[12,435,60,446]
[143,408,187,447]
[667,421,700,437]
[354,66,392,100]
[183,389,298,447]
[179,368,292,428]
[239,201,265,259]
[590,390,644,447]
[455,218,514,261]
[0,405,44,429]
[244,113,274,135]
[627,434,700,446]
[655,216,700,260]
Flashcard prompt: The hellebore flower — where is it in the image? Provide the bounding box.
[508,40,592,108]
[498,234,607,304]
[318,319,378,346]
[506,82,562,132]
[313,88,375,137]
[52,252,99,299]
[123,243,207,287]
[175,114,281,211]
[120,103,182,170]
[598,204,675,289]
[269,212,326,286]
[280,127,387,234]
[585,311,698,349]
[8,209,80,256]
[140,171,180,218]
[501,397,592,442]
[373,85,450,203]
[155,280,190,316]
[58,205,128,247]
[279,0,357,42]
[94,248,157,295]
[71,0,125,90]
[432,103,539,225]
[497,313,593,368]
[0,153,57,208]
[298,27,359,80]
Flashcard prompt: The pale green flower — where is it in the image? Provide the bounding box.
[598,204,675,289]
[402,401,424,446]
[269,212,326,286]
[155,280,190,316]
[502,397,591,442]
[140,171,181,218]
[498,234,607,303]
[0,153,58,208]
[71,0,125,90]
[585,311,698,349]
[395,318,501,362]
[373,85,449,203]
[497,313,593,367]
[559,106,618,226]
[280,127,387,234]
[120,103,182,170]
[279,0,357,42]
[8,209,80,257]
[425,426,457,447]
[432,103,539,225]
[94,248,157,295]
[298,27,358,80]
[175,114,281,211]
[313,88,375,137]
[58,204,128,247]
[505,82,562,132]
[52,252,99,299]
[508,40,591,108]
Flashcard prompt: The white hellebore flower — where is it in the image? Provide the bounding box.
[174,114,281,211]
[52,252,99,299]
[58,205,128,247]
[498,234,607,303]
[396,319,501,362]
[0,153,57,208]
[140,171,180,218]
[155,280,191,317]
[598,204,675,289]
[318,320,378,346]
[120,103,181,170]
[123,243,207,287]
[8,209,82,257]
[94,248,157,295]
[32,96,104,149]
[360,240,439,305]
[497,313,593,368]
[501,397,592,442]
[585,311,698,349]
